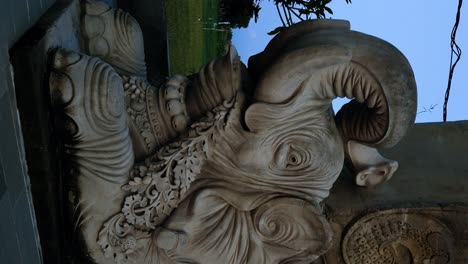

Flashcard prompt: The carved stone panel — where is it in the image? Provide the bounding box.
[342,210,455,264]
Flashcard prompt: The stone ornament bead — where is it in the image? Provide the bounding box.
[162,75,190,134]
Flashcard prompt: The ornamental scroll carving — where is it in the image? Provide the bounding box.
[342,210,455,264]
[50,1,417,263]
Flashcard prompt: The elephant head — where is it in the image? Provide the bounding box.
[244,19,417,188]
[147,20,417,264]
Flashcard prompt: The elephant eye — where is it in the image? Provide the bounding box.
[286,149,302,167]
[272,143,308,170]
[289,155,298,164]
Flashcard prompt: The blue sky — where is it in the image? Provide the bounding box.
[232,0,468,123]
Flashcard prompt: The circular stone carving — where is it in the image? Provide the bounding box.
[342,210,454,264]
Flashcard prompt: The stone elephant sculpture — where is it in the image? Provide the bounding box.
[49,2,416,264]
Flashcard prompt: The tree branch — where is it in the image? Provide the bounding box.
[275,3,287,27]
[443,0,463,122]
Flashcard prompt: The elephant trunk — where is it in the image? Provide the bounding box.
[249,20,417,149]
[248,20,417,186]
[186,46,242,120]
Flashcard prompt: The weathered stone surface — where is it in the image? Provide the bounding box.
[10,0,468,263]
[48,2,418,263]
[6,1,165,263]
[318,206,468,264]
[327,121,468,212]
[342,208,457,264]
[319,121,468,263]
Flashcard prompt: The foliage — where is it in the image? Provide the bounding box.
[166,0,231,75]
[166,0,352,76]
[218,0,353,33]
[268,0,352,35]
[219,0,262,28]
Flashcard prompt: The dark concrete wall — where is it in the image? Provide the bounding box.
[0,0,57,263]
[119,0,169,82]
[327,121,468,211]
[10,1,84,263]
[322,121,468,263]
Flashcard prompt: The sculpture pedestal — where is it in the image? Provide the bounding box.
[322,121,468,263]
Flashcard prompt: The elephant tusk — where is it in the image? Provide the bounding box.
[346,140,399,187]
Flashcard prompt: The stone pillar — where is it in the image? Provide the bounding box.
[0,0,57,263]
[8,1,81,263]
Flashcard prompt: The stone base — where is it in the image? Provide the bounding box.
[320,121,468,263]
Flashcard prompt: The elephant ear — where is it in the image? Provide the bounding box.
[253,197,333,262]
[246,20,417,186]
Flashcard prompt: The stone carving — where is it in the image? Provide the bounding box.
[342,209,455,264]
[122,75,190,159]
[82,0,147,77]
[50,1,417,263]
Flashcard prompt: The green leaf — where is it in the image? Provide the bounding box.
[319,9,326,18]
[324,6,333,14]
[299,8,311,15]
[268,26,286,35]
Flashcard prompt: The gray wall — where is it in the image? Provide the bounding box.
[327,120,468,209]
[0,0,56,263]
[322,121,468,263]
